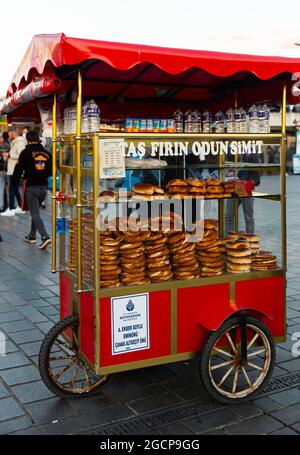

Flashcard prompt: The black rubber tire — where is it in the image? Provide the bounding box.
[199,315,276,405]
[38,315,107,399]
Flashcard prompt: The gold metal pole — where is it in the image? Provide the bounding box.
[218,152,225,237]
[51,95,57,273]
[76,71,83,290]
[93,134,101,374]
[234,91,239,232]
[281,84,287,272]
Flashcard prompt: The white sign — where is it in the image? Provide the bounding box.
[121,140,264,158]
[99,138,126,179]
[111,293,150,355]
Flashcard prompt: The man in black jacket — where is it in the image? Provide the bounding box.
[14,130,52,249]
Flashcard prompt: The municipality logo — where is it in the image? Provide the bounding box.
[126,300,135,312]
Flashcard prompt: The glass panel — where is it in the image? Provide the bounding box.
[59,135,283,289]
[226,198,282,268]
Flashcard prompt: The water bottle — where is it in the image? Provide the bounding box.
[64,202,72,233]
[87,99,100,132]
[234,108,242,133]
[184,110,193,133]
[263,103,270,133]
[240,107,247,133]
[226,108,235,133]
[63,107,70,135]
[258,105,265,134]
[248,104,259,133]
[191,110,201,133]
[215,110,225,133]
[81,100,89,134]
[203,110,212,133]
[69,105,77,135]
[173,109,184,133]
[56,192,65,234]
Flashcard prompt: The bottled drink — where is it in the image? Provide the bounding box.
[184,110,193,133]
[69,105,77,135]
[56,192,65,234]
[160,119,168,133]
[263,103,270,133]
[63,107,70,135]
[173,109,184,133]
[215,110,225,133]
[240,107,247,133]
[248,104,259,133]
[81,100,89,134]
[258,105,265,134]
[203,110,212,133]
[234,108,242,133]
[64,202,72,233]
[87,99,100,132]
[167,119,175,133]
[191,110,201,133]
[226,108,235,133]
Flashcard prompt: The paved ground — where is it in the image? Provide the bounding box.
[0,176,299,435]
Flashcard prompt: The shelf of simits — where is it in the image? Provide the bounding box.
[55,133,286,292]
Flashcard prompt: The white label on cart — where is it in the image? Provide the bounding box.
[99,138,126,179]
[111,293,149,355]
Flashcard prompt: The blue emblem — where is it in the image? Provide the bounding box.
[126,299,135,312]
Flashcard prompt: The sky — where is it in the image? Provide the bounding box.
[1,0,300,95]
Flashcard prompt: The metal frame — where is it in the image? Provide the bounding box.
[52,74,287,376]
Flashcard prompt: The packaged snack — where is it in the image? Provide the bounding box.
[160,119,168,133]
[140,119,147,132]
[167,119,175,133]
[125,118,134,133]
[153,119,161,132]
[147,119,154,132]
[133,118,140,132]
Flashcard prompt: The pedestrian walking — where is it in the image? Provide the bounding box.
[1,129,27,217]
[0,132,10,213]
[14,130,52,250]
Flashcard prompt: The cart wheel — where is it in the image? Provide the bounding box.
[39,315,108,398]
[199,316,275,405]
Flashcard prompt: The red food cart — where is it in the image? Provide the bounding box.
[2,33,300,404]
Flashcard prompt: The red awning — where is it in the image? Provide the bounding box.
[7,33,300,93]
[3,33,300,119]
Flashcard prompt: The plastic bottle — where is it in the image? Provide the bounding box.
[81,100,89,134]
[173,109,184,133]
[56,192,65,234]
[226,108,235,133]
[215,110,226,133]
[87,99,100,132]
[70,105,77,135]
[191,110,201,133]
[184,110,193,133]
[234,108,242,133]
[248,104,259,133]
[63,107,70,135]
[64,202,72,233]
[258,105,265,134]
[263,103,270,133]
[197,111,202,133]
[240,107,247,133]
[202,110,212,133]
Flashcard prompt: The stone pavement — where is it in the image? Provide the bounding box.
[0,176,299,436]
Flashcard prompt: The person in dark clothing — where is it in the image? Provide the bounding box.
[0,132,10,212]
[225,152,261,235]
[14,130,52,250]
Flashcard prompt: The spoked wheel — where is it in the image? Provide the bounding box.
[199,316,275,405]
[39,315,108,398]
